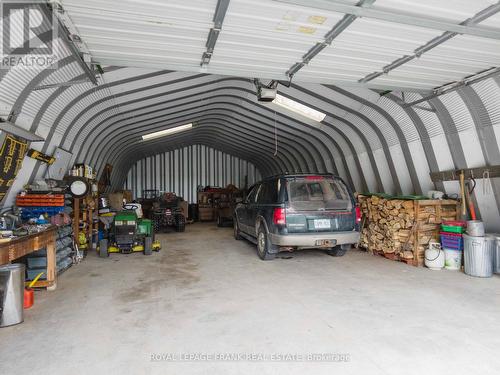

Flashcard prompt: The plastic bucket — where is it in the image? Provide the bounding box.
[444,248,462,270]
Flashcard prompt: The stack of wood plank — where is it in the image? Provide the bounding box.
[358,195,459,266]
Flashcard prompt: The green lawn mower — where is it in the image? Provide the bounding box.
[99,205,161,257]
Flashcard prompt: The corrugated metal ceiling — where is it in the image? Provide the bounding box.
[59,0,500,91]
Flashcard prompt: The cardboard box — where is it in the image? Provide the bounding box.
[179,200,188,218]
[198,207,214,221]
[108,192,124,210]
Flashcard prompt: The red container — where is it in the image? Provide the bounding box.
[440,231,462,238]
[24,288,34,309]
[442,220,467,227]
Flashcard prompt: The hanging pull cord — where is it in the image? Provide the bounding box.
[274,110,278,157]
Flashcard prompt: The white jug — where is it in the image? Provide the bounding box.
[425,241,445,270]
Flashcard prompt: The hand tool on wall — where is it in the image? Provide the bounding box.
[459,170,466,217]
[483,169,491,195]
[466,178,477,220]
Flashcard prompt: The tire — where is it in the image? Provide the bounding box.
[175,214,186,232]
[153,215,161,232]
[233,219,242,240]
[256,226,276,260]
[325,244,350,257]
[99,239,109,258]
[144,236,152,255]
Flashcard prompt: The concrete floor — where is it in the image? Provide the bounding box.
[1,222,500,375]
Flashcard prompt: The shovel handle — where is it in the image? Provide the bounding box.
[460,171,466,216]
[28,271,45,288]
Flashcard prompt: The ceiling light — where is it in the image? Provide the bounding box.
[272,94,326,122]
[142,123,192,140]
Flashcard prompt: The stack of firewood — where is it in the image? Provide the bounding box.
[358,195,415,258]
[357,195,458,264]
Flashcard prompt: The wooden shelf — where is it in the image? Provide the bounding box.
[73,193,98,252]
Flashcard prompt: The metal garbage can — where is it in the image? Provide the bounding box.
[489,234,500,274]
[0,263,25,327]
[463,234,494,278]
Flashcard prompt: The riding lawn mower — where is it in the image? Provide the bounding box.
[99,203,161,257]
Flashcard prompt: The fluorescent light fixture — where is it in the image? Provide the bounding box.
[272,94,326,122]
[142,123,192,140]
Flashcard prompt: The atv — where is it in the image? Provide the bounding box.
[99,205,160,257]
[151,192,186,232]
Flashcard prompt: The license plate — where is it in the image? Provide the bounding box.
[314,219,331,229]
[316,239,335,247]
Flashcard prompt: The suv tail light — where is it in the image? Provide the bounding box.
[273,208,286,225]
[355,205,362,224]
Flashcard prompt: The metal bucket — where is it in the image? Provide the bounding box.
[466,220,485,237]
[98,197,109,209]
[0,263,25,327]
[463,234,494,278]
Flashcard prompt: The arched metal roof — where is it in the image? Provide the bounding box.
[1,0,500,230]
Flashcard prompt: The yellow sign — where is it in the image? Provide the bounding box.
[0,135,28,202]
[27,149,55,164]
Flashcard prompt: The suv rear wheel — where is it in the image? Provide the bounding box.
[257,226,276,260]
[325,244,350,257]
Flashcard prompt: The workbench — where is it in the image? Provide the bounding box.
[0,226,57,290]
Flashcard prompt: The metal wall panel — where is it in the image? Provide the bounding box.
[124,145,261,202]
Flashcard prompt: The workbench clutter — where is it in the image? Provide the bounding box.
[16,191,65,222]
[0,162,100,327]
[0,223,69,327]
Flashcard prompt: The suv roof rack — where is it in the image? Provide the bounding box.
[260,172,338,181]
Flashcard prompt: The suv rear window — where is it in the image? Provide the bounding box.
[246,184,260,203]
[256,179,279,204]
[286,176,352,211]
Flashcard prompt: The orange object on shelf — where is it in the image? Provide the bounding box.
[16,194,65,207]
